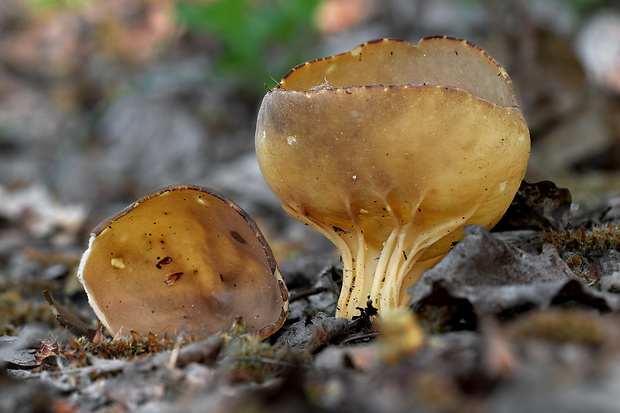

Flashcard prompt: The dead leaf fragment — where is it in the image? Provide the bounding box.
[408,226,620,330]
[494,180,572,232]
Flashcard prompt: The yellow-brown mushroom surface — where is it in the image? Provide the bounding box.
[78,185,288,339]
[256,37,530,318]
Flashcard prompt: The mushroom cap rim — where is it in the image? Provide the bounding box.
[265,83,522,111]
[277,35,512,89]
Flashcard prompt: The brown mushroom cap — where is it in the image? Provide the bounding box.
[78,185,288,339]
[255,37,530,318]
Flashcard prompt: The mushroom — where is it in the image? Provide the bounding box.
[255,37,530,318]
[78,185,288,339]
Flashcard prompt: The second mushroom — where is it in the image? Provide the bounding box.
[78,185,288,339]
[255,37,530,319]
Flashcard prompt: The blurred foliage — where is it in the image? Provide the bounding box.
[175,0,321,90]
[24,0,93,13]
[562,0,616,15]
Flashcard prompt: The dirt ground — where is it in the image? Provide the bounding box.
[2,1,620,412]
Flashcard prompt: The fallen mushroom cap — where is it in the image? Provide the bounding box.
[255,37,530,318]
[78,185,288,339]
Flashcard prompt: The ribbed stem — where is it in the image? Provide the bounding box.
[294,194,486,319]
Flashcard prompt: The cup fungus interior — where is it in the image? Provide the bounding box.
[78,185,288,339]
[279,37,518,108]
[256,37,530,318]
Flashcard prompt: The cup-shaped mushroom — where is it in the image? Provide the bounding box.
[256,37,530,319]
[77,185,288,339]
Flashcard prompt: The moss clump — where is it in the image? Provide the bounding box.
[33,329,211,372]
[221,320,310,383]
[75,330,200,360]
[543,224,620,285]
[543,224,620,256]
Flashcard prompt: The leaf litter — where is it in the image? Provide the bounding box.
[4,180,620,412]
